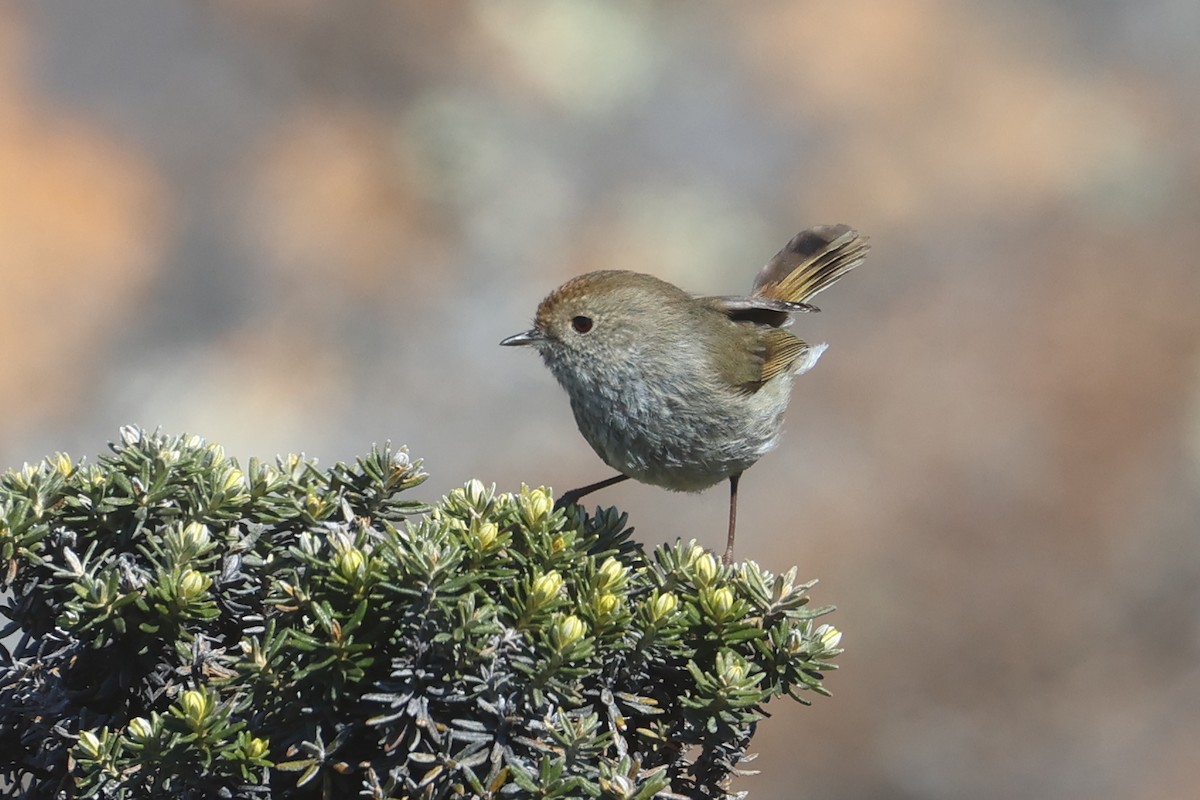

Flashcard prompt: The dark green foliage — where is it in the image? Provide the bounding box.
[0,427,842,799]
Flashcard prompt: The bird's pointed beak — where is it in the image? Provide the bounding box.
[500,328,545,347]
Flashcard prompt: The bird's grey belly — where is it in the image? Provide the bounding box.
[567,377,790,492]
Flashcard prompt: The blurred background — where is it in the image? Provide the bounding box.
[3,1,1199,797]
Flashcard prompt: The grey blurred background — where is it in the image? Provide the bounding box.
[3,1,1199,798]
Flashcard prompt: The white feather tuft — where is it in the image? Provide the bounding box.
[794,342,828,376]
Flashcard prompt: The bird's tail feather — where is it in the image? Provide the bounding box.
[752,224,870,305]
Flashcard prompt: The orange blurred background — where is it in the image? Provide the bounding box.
[3,2,1199,798]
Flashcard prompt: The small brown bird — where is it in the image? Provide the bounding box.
[501,225,868,563]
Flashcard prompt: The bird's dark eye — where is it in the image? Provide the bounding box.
[571,316,594,334]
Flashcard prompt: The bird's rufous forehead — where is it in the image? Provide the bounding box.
[534,271,614,331]
[535,270,687,332]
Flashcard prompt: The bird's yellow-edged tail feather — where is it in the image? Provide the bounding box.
[752,224,870,306]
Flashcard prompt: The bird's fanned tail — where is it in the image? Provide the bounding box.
[752,224,870,306]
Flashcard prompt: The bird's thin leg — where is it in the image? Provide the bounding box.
[723,473,742,565]
[555,474,630,510]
